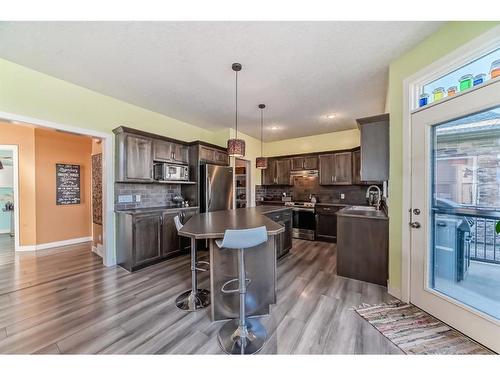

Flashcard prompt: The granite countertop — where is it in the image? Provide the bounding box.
[315,202,351,207]
[336,205,388,220]
[179,206,289,239]
[115,205,199,214]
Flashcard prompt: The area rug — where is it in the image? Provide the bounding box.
[354,300,494,354]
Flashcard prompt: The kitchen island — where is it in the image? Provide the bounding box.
[336,205,388,286]
[179,206,288,321]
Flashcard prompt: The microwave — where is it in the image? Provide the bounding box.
[154,163,189,182]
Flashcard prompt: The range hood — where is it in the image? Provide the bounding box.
[290,169,319,177]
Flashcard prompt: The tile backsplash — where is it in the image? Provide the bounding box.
[256,176,374,205]
[115,183,181,210]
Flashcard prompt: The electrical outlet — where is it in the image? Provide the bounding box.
[118,194,133,203]
[135,194,141,202]
[340,193,345,200]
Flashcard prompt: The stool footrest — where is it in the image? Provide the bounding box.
[195,261,210,272]
[221,278,251,294]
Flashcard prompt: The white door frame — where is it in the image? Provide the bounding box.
[0,111,116,267]
[0,145,19,240]
[400,25,500,302]
[409,79,500,352]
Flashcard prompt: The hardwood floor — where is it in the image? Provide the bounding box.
[0,238,401,354]
[0,234,15,266]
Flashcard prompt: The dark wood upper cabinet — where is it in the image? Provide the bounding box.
[304,156,318,170]
[262,158,292,186]
[276,158,292,185]
[352,149,362,185]
[333,152,352,185]
[291,157,304,170]
[357,113,389,182]
[117,134,154,182]
[153,139,173,162]
[154,140,189,164]
[262,159,277,185]
[319,154,335,185]
[319,152,352,185]
[172,144,189,164]
[199,145,229,166]
[215,150,229,165]
[199,145,215,162]
[291,156,318,170]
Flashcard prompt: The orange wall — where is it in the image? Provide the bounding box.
[0,121,37,245]
[34,128,92,244]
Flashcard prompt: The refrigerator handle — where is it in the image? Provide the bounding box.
[207,172,212,210]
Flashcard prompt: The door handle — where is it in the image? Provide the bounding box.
[410,222,421,229]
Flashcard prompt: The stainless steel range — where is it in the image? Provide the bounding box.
[285,201,316,240]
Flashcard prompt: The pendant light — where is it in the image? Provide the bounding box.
[256,104,268,169]
[227,63,246,157]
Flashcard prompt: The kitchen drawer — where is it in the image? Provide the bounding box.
[315,205,344,215]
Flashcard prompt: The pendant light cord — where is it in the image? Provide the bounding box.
[235,70,238,138]
[260,107,263,157]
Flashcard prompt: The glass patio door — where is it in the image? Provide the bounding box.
[410,79,500,352]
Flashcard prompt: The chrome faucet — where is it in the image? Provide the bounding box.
[366,185,381,210]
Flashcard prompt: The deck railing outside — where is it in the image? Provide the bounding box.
[469,217,500,265]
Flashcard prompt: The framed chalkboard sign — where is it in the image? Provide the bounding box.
[56,163,81,205]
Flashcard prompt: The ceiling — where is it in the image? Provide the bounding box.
[0,22,444,141]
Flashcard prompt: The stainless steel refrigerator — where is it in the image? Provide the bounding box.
[199,164,233,213]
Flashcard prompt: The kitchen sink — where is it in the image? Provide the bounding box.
[346,205,377,211]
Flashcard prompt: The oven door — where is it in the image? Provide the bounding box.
[292,208,316,240]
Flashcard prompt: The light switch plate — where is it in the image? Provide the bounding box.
[135,194,141,202]
[340,193,345,199]
[118,194,133,203]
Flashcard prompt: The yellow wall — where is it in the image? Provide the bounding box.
[0,58,216,143]
[263,129,360,157]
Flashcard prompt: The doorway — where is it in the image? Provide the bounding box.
[235,158,251,208]
[410,79,500,352]
[0,112,115,267]
[0,145,17,264]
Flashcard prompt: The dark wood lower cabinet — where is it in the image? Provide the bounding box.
[337,214,388,286]
[161,212,181,258]
[315,205,344,242]
[133,213,163,267]
[265,209,293,259]
[116,207,198,272]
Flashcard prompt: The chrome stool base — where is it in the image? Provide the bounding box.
[217,318,267,355]
[175,289,210,311]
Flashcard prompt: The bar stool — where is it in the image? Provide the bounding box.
[215,226,268,355]
[174,215,210,311]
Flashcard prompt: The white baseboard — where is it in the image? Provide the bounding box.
[16,236,92,252]
[92,243,104,258]
[387,284,402,300]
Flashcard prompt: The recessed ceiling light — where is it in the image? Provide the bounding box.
[326,114,336,119]
[271,126,278,130]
